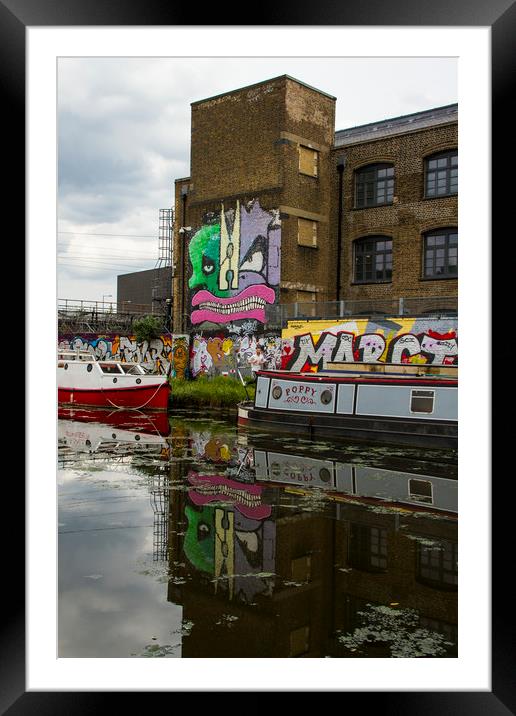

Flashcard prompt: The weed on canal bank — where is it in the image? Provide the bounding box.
[169,376,255,409]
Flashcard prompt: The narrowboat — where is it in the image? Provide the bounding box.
[57,350,170,411]
[237,362,458,448]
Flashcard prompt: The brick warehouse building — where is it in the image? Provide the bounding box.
[172,75,457,335]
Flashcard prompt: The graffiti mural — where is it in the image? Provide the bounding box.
[58,333,190,376]
[189,332,282,378]
[188,199,280,329]
[281,318,458,372]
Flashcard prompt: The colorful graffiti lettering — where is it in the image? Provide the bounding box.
[281,318,458,371]
[188,199,280,326]
[58,333,189,376]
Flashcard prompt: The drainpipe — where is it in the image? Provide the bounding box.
[336,156,346,304]
[180,186,188,334]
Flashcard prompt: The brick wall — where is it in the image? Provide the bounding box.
[332,122,458,303]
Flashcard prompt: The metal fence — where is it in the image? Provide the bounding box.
[58,299,170,334]
[265,296,457,328]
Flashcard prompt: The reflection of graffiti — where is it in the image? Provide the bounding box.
[183,493,275,603]
[189,333,282,377]
[188,199,281,326]
[58,333,189,375]
[281,319,458,371]
[187,473,272,520]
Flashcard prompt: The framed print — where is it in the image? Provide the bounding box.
[11,0,504,709]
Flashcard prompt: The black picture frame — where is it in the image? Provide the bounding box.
[11,0,502,710]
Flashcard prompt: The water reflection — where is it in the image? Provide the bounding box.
[58,410,457,658]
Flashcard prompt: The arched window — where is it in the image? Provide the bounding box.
[353,236,392,283]
[355,163,394,208]
[423,228,458,279]
[425,150,457,197]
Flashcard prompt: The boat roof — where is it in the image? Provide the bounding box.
[258,368,457,385]
[57,351,141,366]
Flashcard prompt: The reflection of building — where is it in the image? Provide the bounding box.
[330,505,457,657]
[165,456,457,658]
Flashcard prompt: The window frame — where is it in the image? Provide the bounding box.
[297,217,318,248]
[353,235,393,284]
[354,162,395,208]
[298,145,319,178]
[422,227,458,280]
[424,149,458,198]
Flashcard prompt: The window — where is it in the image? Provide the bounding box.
[299,145,318,177]
[355,163,394,207]
[423,228,458,278]
[298,218,318,247]
[353,236,392,283]
[289,626,310,656]
[349,523,388,572]
[417,539,458,590]
[425,150,457,197]
[99,363,122,374]
[295,290,317,316]
[410,389,435,414]
[291,555,311,582]
[408,479,433,504]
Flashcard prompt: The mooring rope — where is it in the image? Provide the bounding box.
[106,382,167,411]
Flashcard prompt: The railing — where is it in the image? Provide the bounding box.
[58,299,163,316]
[58,299,172,334]
[265,296,457,328]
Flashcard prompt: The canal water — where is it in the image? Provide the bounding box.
[58,406,458,658]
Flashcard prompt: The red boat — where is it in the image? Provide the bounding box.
[57,350,170,411]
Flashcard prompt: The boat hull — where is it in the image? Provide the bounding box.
[58,382,170,411]
[238,403,456,448]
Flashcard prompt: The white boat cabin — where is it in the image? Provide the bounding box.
[57,350,150,376]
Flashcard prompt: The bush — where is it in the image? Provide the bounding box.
[170,375,255,408]
[132,315,163,343]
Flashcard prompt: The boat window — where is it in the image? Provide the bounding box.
[120,364,144,375]
[408,478,433,504]
[99,363,123,374]
[410,389,434,414]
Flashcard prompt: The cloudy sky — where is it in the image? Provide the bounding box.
[57,57,457,303]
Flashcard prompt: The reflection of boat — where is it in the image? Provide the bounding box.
[58,406,170,437]
[58,406,170,459]
[252,448,457,515]
[57,350,170,411]
[58,416,169,456]
[238,363,458,448]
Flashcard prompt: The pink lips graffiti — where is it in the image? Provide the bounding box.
[191,285,276,325]
[187,472,272,520]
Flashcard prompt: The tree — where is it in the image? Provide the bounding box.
[132,315,163,344]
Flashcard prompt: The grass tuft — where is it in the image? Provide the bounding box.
[170,376,255,408]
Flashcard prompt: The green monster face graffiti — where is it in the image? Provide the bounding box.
[188,224,229,299]
[188,200,279,325]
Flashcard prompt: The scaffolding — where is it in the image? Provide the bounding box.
[152,209,173,322]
